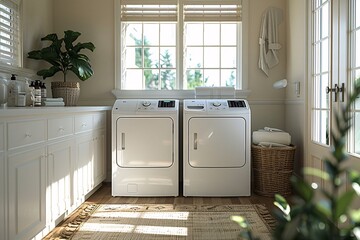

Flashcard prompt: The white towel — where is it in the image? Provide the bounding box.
[44,101,65,106]
[258,7,283,76]
[253,129,291,145]
[45,98,64,102]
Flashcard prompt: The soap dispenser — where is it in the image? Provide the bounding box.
[7,74,20,107]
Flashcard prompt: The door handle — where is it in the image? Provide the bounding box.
[194,133,198,150]
[339,83,345,102]
[121,133,125,150]
[326,84,340,102]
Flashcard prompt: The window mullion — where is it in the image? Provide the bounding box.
[178,0,184,90]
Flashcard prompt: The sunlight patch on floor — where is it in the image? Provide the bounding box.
[92,211,189,220]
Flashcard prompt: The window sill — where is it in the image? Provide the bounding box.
[111,89,251,100]
[0,63,36,80]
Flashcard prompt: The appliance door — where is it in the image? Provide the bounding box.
[116,117,174,168]
[188,117,246,167]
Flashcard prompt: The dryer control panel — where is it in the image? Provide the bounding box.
[184,99,249,113]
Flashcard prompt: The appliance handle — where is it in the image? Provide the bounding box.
[121,133,125,150]
[194,133,198,150]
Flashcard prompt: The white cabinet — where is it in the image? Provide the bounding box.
[0,107,109,240]
[8,147,46,240]
[7,119,46,150]
[73,113,107,207]
[93,130,106,187]
[47,139,74,222]
[0,122,5,240]
[74,133,94,205]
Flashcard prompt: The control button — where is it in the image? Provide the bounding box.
[142,101,151,107]
[212,102,221,107]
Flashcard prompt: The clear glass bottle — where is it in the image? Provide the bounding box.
[7,74,20,107]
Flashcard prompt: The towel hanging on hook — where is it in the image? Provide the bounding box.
[258,7,283,76]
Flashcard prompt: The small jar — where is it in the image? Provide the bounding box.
[16,92,26,107]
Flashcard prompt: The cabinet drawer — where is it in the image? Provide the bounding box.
[48,117,74,140]
[75,115,93,133]
[0,123,4,151]
[93,113,106,129]
[7,120,46,149]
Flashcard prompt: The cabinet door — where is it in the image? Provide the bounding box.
[47,140,74,221]
[8,147,46,240]
[93,131,105,187]
[74,134,93,204]
[0,153,5,240]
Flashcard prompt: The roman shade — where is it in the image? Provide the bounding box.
[183,0,242,22]
[120,0,178,22]
[120,0,242,22]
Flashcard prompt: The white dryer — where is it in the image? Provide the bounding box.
[112,99,179,196]
[183,99,251,196]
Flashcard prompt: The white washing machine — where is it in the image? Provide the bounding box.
[183,99,251,196]
[112,99,179,196]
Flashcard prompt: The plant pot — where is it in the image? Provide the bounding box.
[51,82,80,106]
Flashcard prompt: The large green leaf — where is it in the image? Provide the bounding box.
[290,175,314,202]
[64,30,81,51]
[41,33,58,42]
[73,42,95,53]
[70,58,94,81]
[335,190,356,219]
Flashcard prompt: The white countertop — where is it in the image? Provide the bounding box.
[0,106,112,117]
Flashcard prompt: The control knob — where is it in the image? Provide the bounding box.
[142,101,151,107]
[212,102,221,107]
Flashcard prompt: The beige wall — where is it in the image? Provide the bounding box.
[285,0,307,172]
[22,0,54,72]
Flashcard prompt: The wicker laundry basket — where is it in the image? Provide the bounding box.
[252,144,296,197]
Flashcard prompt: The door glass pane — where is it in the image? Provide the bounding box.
[321,39,329,72]
[313,74,329,108]
[356,0,360,28]
[313,110,329,145]
[356,30,360,67]
[355,112,360,154]
[321,2,329,39]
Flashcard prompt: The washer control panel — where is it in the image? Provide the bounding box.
[112,99,178,113]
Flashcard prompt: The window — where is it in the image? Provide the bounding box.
[0,0,20,67]
[117,0,243,90]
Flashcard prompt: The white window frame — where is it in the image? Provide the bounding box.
[113,0,250,99]
[0,0,34,79]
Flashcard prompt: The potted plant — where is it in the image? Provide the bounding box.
[28,30,95,106]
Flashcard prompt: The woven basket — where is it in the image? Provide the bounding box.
[51,82,80,106]
[252,144,296,197]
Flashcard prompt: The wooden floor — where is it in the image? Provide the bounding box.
[44,182,279,239]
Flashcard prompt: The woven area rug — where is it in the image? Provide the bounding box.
[50,204,275,240]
